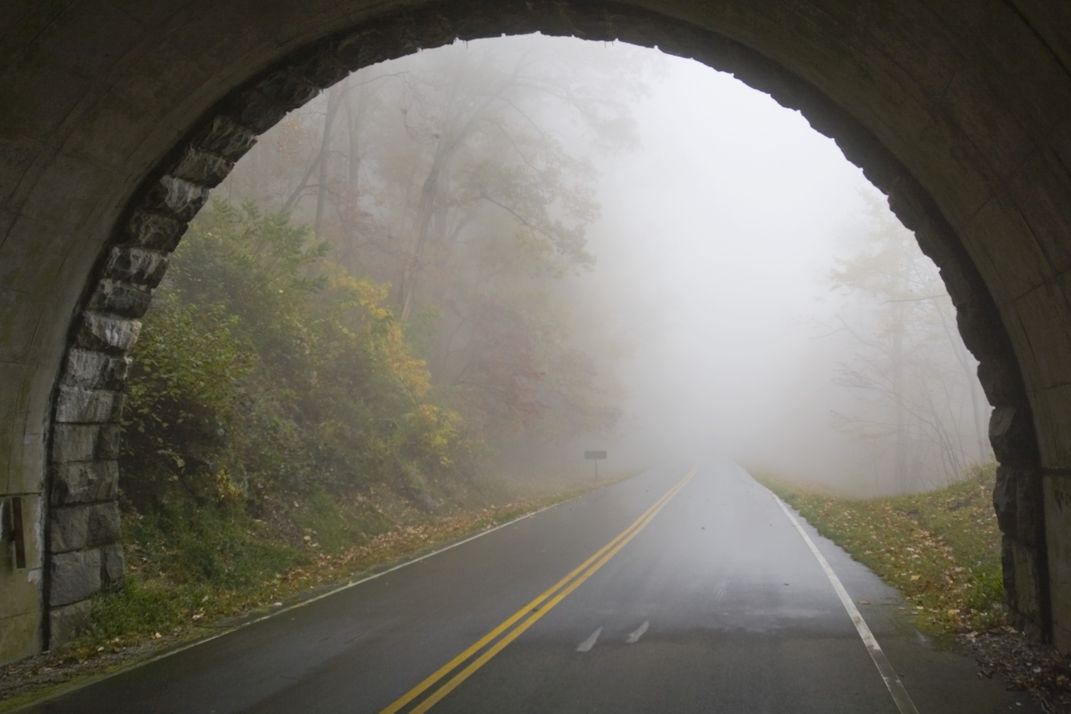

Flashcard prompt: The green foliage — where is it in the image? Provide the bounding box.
[292,490,390,552]
[128,500,306,589]
[101,197,490,656]
[166,200,327,384]
[73,503,306,651]
[122,199,472,511]
[761,465,1004,638]
[122,295,254,506]
[73,578,198,647]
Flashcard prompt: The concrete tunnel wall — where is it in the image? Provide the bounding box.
[1,0,1070,663]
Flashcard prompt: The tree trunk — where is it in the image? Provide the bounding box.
[891,305,908,491]
[397,146,447,322]
[314,85,343,238]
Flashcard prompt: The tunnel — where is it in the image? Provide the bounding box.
[1,0,1069,664]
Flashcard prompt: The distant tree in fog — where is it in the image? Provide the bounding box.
[222,37,653,454]
[828,200,991,491]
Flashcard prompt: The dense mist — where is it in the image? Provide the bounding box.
[218,35,991,497]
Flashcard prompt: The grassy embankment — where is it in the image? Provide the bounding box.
[61,471,629,665]
[759,465,1004,638]
[1,471,639,710]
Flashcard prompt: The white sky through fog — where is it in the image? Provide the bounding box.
[578,50,886,474]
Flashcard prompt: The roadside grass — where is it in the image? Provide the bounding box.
[0,467,640,711]
[68,500,310,656]
[758,465,1005,638]
[64,494,554,663]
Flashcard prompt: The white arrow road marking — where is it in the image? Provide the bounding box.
[625,620,649,644]
[576,626,603,652]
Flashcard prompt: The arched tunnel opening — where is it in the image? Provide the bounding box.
[2,2,1070,708]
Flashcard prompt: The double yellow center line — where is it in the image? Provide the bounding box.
[382,469,695,713]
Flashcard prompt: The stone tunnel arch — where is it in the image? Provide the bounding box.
[1,1,1069,662]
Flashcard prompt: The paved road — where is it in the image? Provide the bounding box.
[23,463,1038,713]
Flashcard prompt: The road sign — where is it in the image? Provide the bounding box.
[584,450,607,482]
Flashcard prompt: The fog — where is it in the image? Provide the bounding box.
[572,52,945,493]
[579,59,867,469]
[221,35,992,498]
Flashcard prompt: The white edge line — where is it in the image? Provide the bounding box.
[769,491,920,714]
[16,499,566,711]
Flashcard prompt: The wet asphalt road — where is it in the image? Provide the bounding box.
[22,462,1039,713]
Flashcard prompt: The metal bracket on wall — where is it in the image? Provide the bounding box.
[1,497,27,569]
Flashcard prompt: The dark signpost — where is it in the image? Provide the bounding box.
[584,450,607,482]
